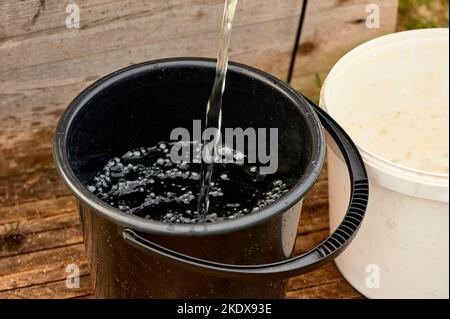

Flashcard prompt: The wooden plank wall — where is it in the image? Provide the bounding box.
[0,0,398,153]
[0,0,302,153]
[291,0,398,99]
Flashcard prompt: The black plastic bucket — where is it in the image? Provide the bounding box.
[53,58,368,298]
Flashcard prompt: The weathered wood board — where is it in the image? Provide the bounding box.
[0,0,303,150]
[0,0,398,149]
[291,0,398,100]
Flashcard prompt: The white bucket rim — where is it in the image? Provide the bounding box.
[322,28,449,188]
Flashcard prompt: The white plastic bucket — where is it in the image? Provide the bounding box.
[321,28,449,299]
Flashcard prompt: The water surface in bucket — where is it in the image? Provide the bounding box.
[88,142,289,223]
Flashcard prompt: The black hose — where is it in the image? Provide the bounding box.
[287,0,309,83]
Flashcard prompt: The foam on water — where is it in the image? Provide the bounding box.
[88,142,289,224]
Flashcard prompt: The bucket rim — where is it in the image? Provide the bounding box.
[53,57,326,236]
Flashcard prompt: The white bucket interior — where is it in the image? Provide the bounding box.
[324,29,449,176]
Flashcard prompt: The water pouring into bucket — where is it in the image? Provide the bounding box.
[85,0,286,225]
[53,0,368,298]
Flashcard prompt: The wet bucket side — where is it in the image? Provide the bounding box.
[80,202,303,298]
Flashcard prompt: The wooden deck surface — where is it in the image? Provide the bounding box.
[0,126,362,299]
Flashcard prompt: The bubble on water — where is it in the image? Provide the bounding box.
[89,143,291,224]
[217,146,234,159]
[179,161,189,170]
[107,160,115,167]
[210,190,223,197]
[234,151,245,161]
[191,172,200,180]
[273,180,283,186]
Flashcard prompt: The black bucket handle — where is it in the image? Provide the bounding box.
[123,96,369,280]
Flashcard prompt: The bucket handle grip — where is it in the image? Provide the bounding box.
[123,95,369,280]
